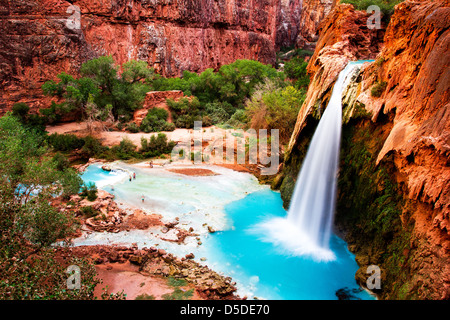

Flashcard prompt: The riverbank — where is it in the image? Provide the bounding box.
[63,161,269,299]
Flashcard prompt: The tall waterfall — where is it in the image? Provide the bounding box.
[253,61,367,262]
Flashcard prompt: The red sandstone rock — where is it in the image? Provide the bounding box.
[133,90,185,125]
[0,0,325,114]
[288,3,384,152]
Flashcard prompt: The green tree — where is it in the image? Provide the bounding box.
[246,83,305,143]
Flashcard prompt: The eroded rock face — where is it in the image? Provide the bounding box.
[287,3,384,152]
[296,0,335,49]
[283,0,450,299]
[0,0,325,114]
[133,90,185,125]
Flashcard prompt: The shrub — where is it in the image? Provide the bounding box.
[284,57,310,89]
[80,182,98,201]
[140,133,176,157]
[341,0,401,19]
[81,136,107,158]
[245,85,305,143]
[204,102,231,124]
[111,137,138,160]
[226,109,248,128]
[139,107,174,132]
[12,102,30,120]
[371,81,387,97]
[80,205,99,218]
[52,152,70,171]
[126,122,139,133]
[48,133,85,152]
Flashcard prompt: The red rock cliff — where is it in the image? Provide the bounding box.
[0,0,333,113]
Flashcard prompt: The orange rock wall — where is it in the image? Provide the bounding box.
[0,0,332,113]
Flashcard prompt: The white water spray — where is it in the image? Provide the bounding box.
[254,61,367,261]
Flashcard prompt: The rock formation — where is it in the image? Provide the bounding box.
[278,0,450,299]
[0,0,333,114]
[133,90,185,126]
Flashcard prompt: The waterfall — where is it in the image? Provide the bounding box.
[253,61,368,262]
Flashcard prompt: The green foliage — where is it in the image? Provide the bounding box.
[20,199,74,247]
[52,152,70,171]
[48,133,85,152]
[140,133,176,158]
[80,205,99,218]
[226,109,248,129]
[336,120,411,297]
[167,97,203,129]
[371,81,387,97]
[153,60,284,125]
[284,57,310,89]
[81,136,108,159]
[43,56,153,122]
[126,122,139,133]
[111,137,138,160]
[341,0,402,18]
[80,182,98,201]
[135,293,156,300]
[12,102,30,120]
[167,276,188,287]
[139,107,174,132]
[162,276,193,300]
[245,84,305,143]
[121,60,156,83]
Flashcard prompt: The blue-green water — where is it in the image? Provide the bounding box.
[204,189,374,300]
[80,163,374,300]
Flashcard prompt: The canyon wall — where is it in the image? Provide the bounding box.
[0,0,334,113]
[277,0,449,299]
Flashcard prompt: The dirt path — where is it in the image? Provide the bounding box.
[94,261,202,300]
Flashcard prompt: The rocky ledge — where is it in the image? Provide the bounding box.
[58,244,239,300]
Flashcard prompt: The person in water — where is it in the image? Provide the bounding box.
[141,195,145,202]
[129,175,132,181]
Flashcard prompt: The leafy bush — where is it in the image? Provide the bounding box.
[204,102,232,124]
[80,205,99,218]
[226,109,248,128]
[139,107,174,132]
[80,182,98,201]
[52,152,70,171]
[246,84,306,143]
[167,97,203,129]
[111,137,138,160]
[48,133,85,152]
[371,81,387,97]
[81,135,107,158]
[126,122,139,133]
[284,57,310,89]
[140,133,176,158]
[12,102,30,120]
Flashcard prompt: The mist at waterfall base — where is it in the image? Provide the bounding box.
[254,61,368,263]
